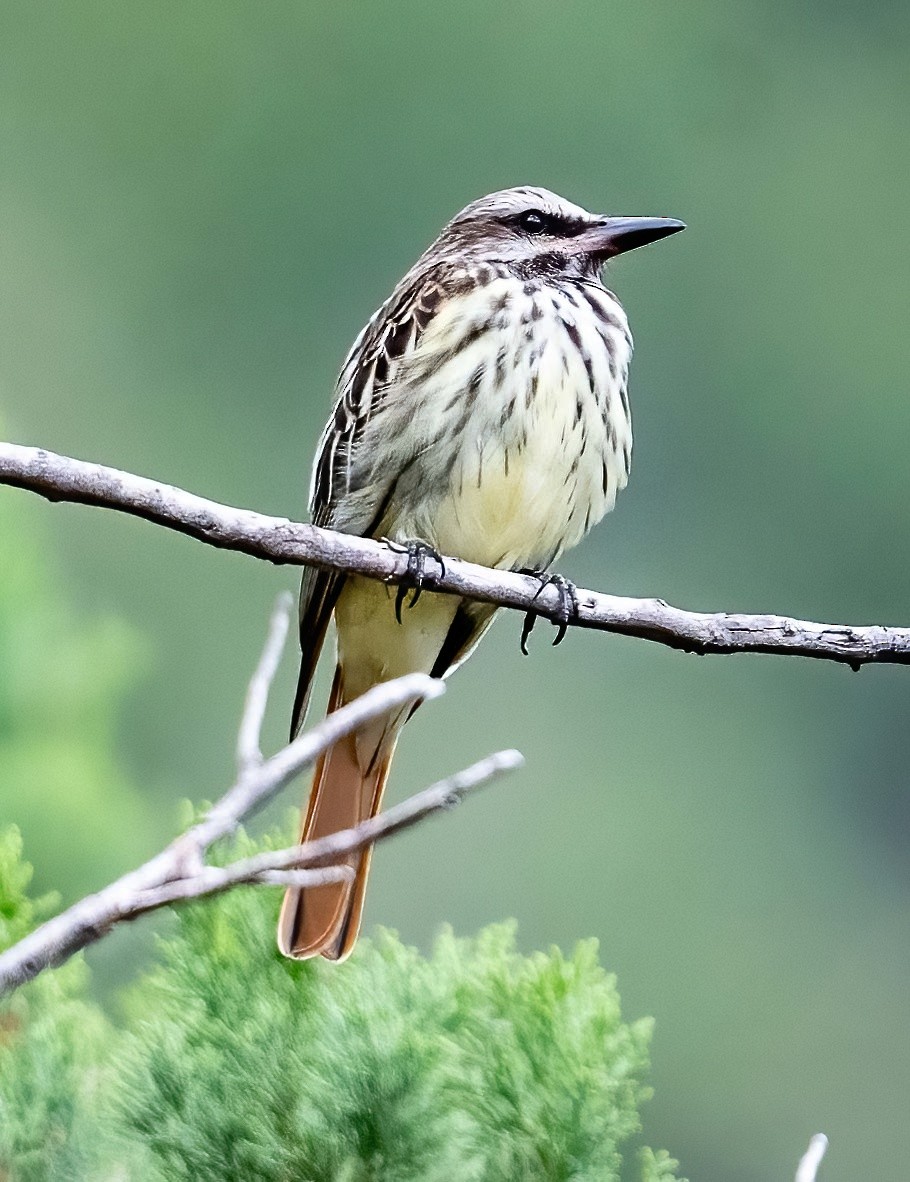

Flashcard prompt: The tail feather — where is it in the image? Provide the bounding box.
[277,666,396,961]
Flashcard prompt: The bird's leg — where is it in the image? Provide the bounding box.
[382,538,447,623]
[518,570,580,655]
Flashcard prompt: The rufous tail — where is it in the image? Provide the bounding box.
[277,666,395,962]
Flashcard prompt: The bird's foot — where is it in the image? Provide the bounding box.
[518,569,580,655]
[383,538,447,623]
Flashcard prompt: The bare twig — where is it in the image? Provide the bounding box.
[1,441,908,668]
[187,673,443,854]
[0,597,522,997]
[214,748,524,881]
[236,589,293,774]
[795,1134,828,1182]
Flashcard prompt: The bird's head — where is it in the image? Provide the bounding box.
[430,186,685,280]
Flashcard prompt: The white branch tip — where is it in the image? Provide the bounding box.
[795,1133,828,1182]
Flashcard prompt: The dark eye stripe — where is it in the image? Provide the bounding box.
[511,210,587,238]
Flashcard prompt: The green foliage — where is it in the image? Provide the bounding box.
[116,836,682,1182]
[0,829,126,1181]
[0,827,55,950]
[639,1147,687,1182]
[0,966,116,1181]
[0,828,681,1182]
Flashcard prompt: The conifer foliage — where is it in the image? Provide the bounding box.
[0,827,683,1181]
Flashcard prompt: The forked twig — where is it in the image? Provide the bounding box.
[0,596,523,996]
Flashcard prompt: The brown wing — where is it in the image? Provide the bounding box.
[290,267,453,738]
[309,272,447,522]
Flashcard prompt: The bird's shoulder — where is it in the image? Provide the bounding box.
[310,261,484,521]
[339,262,485,401]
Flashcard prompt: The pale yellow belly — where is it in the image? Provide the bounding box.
[431,444,575,568]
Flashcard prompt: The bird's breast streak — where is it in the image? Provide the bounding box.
[411,278,633,570]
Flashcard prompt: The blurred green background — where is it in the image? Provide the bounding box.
[1,1,908,1178]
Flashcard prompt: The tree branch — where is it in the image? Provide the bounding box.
[0,596,523,997]
[1,441,908,668]
[795,1134,828,1182]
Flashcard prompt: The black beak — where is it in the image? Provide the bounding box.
[584,215,686,258]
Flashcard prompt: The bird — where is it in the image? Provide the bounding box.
[277,186,684,961]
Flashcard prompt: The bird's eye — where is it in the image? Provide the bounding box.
[517,209,549,234]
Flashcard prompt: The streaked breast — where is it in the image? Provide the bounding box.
[400,275,634,570]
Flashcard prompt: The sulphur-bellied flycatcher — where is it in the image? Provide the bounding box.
[278,187,684,961]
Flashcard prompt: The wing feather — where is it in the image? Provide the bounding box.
[292,266,460,735]
[310,268,453,527]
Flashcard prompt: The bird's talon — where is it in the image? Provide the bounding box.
[394,582,409,624]
[518,569,579,652]
[388,539,444,624]
[520,610,537,656]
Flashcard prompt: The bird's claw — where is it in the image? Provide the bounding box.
[383,538,446,623]
[519,570,580,655]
